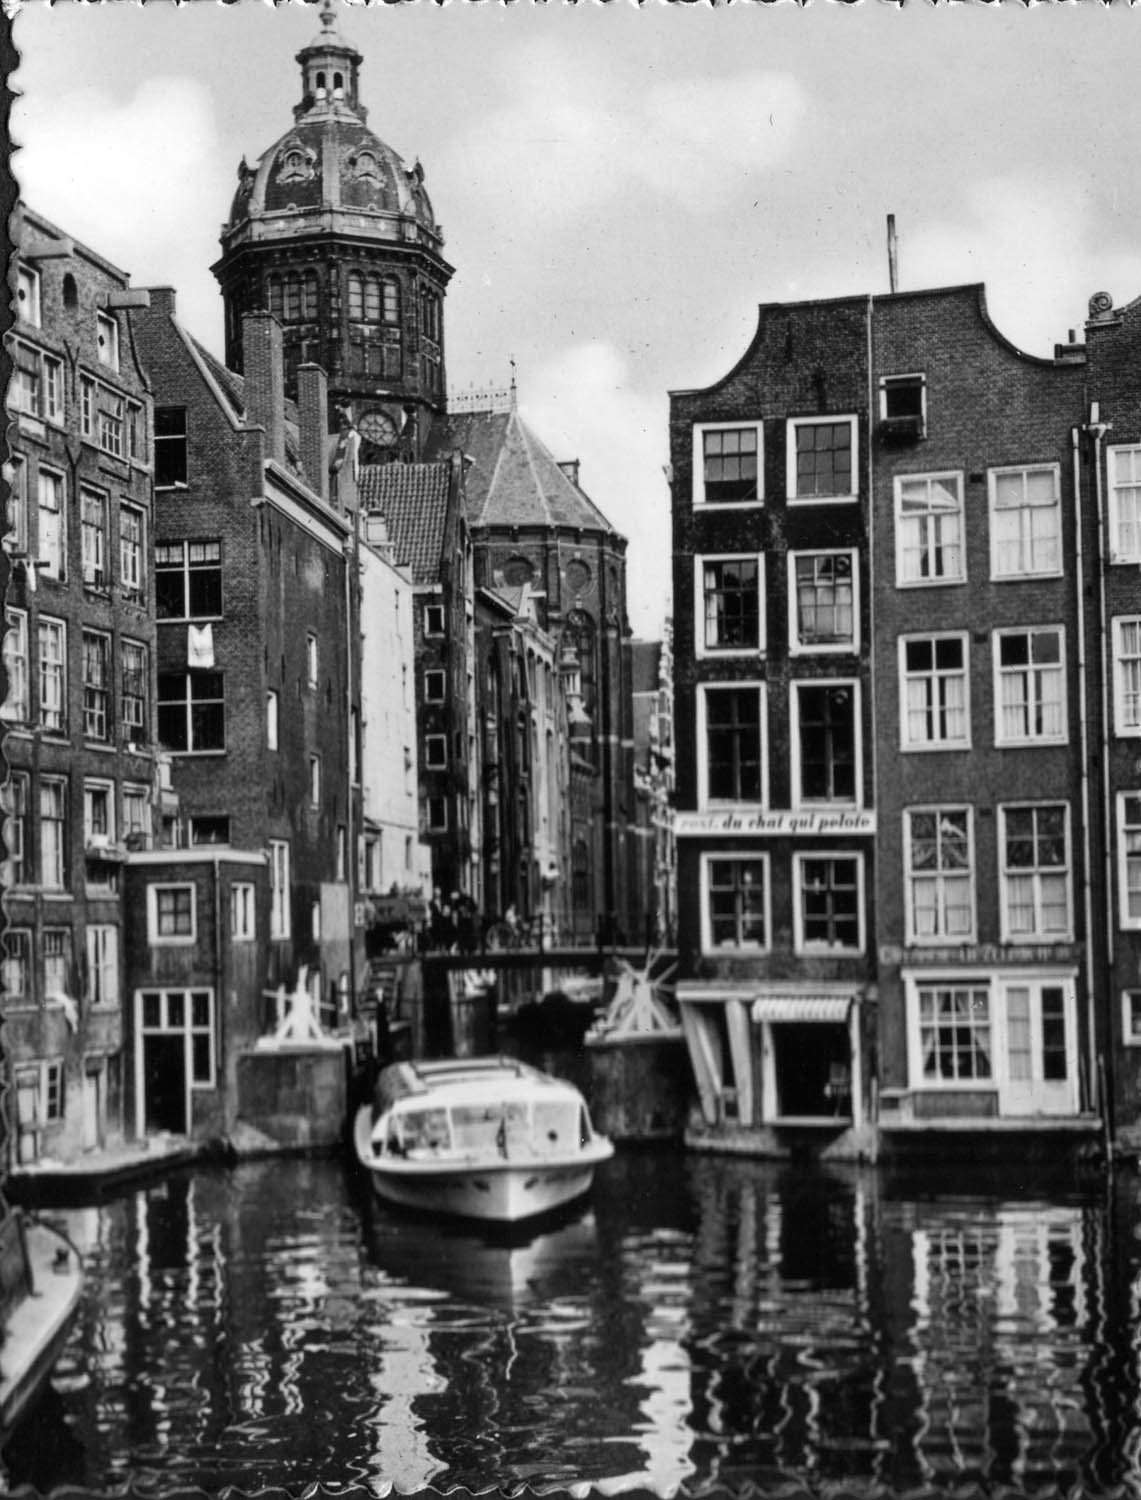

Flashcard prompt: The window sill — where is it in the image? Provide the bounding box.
[894,576,968,590]
[694,500,765,512]
[900,741,972,754]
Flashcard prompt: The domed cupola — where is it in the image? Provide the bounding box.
[213,0,453,452]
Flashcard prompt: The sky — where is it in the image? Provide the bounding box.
[10,0,1141,638]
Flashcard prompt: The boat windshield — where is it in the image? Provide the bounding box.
[451,1099,529,1154]
[398,1107,451,1153]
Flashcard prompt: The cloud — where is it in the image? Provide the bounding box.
[520,342,671,641]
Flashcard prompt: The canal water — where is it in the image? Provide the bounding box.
[4,1145,1141,1497]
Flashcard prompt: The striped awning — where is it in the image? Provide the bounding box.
[751,995,852,1024]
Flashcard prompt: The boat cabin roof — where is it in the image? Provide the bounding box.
[375,1056,583,1115]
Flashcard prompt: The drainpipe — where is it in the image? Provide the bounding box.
[345,523,358,1033]
[864,294,878,1126]
[213,853,224,1139]
[1071,425,1099,1126]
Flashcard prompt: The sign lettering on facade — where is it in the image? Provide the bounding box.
[674,809,877,837]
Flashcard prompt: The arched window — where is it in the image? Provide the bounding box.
[315,70,326,91]
[333,71,345,97]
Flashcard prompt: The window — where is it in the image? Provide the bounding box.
[3,608,29,723]
[231,883,255,941]
[306,633,318,688]
[123,784,150,847]
[189,816,229,846]
[879,373,926,435]
[1000,804,1071,941]
[148,884,196,944]
[702,854,769,951]
[269,840,291,939]
[900,634,969,749]
[80,375,126,459]
[905,808,974,943]
[895,472,964,585]
[427,796,448,831]
[1113,617,1141,736]
[699,684,765,805]
[1005,983,1069,1087]
[787,416,857,501]
[347,272,397,324]
[10,339,63,424]
[158,671,225,753]
[126,401,145,464]
[37,468,65,578]
[994,627,1065,744]
[424,734,447,769]
[15,263,41,327]
[138,989,216,1088]
[424,603,445,636]
[790,551,856,651]
[43,930,71,1000]
[266,689,279,750]
[154,407,188,486]
[336,825,347,882]
[1109,445,1141,564]
[795,853,863,952]
[1118,793,1141,930]
[311,901,322,942]
[1124,991,1141,1048]
[82,631,111,741]
[119,505,144,596]
[38,617,66,733]
[5,455,28,553]
[84,781,114,847]
[85,926,119,1008]
[120,639,148,745]
[155,540,222,619]
[363,834,381,890]
[692,423,762,506]
[96,312,120,371]
[989,465,1062,578]
[424,669,446,703]
[2,773,29,886]
[2,929,31,1004]
[793,682,858,804]
[918,985,992,1081]
[309,756,321,807]
[697,556,763,655]
[39,777,68,888]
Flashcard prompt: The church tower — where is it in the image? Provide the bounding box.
[212,0,452,463]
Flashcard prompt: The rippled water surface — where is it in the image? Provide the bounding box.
[4,1147,1141,1495]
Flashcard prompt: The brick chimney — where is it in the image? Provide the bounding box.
[242,310,285,466]
[144,286,178,319]
[296,363,329,504]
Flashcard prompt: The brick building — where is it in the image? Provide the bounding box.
[3,206,157,1163]
[631,631,677,948]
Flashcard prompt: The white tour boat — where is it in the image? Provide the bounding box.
[353,1055,614,1223]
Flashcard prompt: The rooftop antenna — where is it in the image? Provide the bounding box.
[509,357,518,411]
[887,214,899,295]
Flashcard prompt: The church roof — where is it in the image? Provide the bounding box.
[358,462,454,585]
[431,407,621,537]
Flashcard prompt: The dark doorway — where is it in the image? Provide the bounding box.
[772,1023,849,1117]
[143,1035,187,1133]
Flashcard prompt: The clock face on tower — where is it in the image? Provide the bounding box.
[359,408,398,449]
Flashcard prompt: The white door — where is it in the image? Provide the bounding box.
[1001,981,1078,1116]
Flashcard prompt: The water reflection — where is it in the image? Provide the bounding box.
[2,1150,1140,1496]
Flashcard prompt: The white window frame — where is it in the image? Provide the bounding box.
[694,553,765,659]
[786,414,858,504]
[84,779,116,848]
[15,263,41,327]
[788,548,858,655]
[10,339,63,425]
[1108,444,1141,565]
[700,850,771,954]
[269,839,291,939]
[1118,792,1141,931]
[790,678,861,808]
[691,420,764,509]
[309,755,321,808]
[879,372,926,435]
[1123,990,1141,1049]
[37,466,66,579]
[96,311,120,372]
[696,680,767,810]
[1112,616,1141,737]
[231,882,256,942]
[4,454,28,555]
[998,802,1073,943]
[894,471,965,587]
[792,850,865,955]
[120,638,148,746]
[993,625,1067,747]
[2,928,31,1005]
[988,463,1063,580]
[424,603,445,636]
[267,689,279,750]
[82,629,112,743]
[123,784,150,846]
[424,733,447,769]
[38,616,67,734]
[85,925,119,1008]
[908,976,994,1089]
[147,883,197,946]
[119,504,145,596]
[306,633,318,688]
[2,607,29,723]
[424,669,446,704]
[80,486,108,587]
[904,806,976,945]
[899,632,970,751]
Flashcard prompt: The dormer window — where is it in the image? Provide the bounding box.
[879,373,926,440]
[15,264,41,327]
[97,311,120,372]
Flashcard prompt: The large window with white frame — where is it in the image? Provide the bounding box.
[989,464,1062,579]
[2,607,29,723]
[2,773,29,888]
[15,263,41,327]
[10,339,63,424]
[5,454,28,555]
[39,776,68,889]
[900,634,969,750]
[43,929,71,1000]
[999,803,1071,941]
[96,312,120,372]
[269,839,291,939]
[794,852,863,953]
[120,639,148,745]
[993,626,1066,745]
[82,631,112,742]
[138,989,216,1090]
[158,670,224,753]
[155,540,222,619]
[85,925,119,1008]
[119,504,144,597]
[147,884,197,945]
[692,422,762,507]
[696,555,764,655]
[916,982,993,1082]
[2,929,31,1005]
[1108,445,1141,564]
[38,616,66,733]
[79,374,135,461]
[789,550,857,652]
[698,683,766,806]
[1112,616,1141,736]
[122,784,150,848]
[1118,792,1141,930]
[786,415,857,502]
[84,779,115,848]
[905,807,975,943]
[701,853,769,952]
[792,681,858,804]
[895,472,965,585]
[231,883,256,942]
[37,467,66,579]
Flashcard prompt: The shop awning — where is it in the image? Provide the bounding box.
[751,995,852,1024]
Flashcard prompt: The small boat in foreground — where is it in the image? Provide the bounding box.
[0,1212,84,1441]
[353,1056,614,1224]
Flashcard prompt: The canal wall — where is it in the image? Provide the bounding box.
[229,1045,349,1155]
